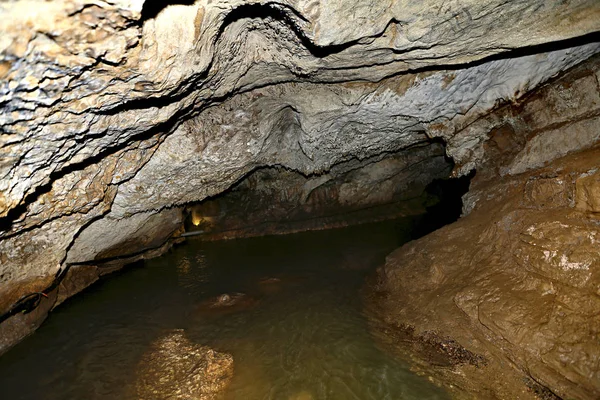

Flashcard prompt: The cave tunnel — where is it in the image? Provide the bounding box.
[0,1,599,399]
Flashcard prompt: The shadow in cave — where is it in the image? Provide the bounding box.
[140,0,197,21]
[407,170,475,241]
[180,156,476,245]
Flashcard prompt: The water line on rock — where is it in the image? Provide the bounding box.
[0,263,73,324]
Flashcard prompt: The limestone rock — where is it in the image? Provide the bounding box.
[1,0,599,225]
[135,330,234,400]
[368,146,600,400]
[1,0,600,354]
[367,52,600,399]
[508,116,600,175]
[576,169,600,213]
[457,55,600,184]
[66,207,183,264]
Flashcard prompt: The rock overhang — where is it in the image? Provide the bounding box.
[0,0,600,353]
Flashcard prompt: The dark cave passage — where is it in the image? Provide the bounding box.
[180,142,472,242]
[181,167,474,244]
[0,147,474,400]
[408,171,475,240]
[0,207,462,400]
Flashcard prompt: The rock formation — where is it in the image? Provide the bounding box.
[367,57,600,399]
[135,330,233,400]
[0,1,599,396]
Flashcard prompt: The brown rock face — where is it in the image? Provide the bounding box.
[369,148,600,399]
[576,170,600,213]
[135,330,234,400]
[367,61,600,399]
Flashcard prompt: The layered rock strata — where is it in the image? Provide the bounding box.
[367,56,600,399]
[0,0,599,355]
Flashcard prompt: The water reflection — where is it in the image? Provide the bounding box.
[0,218,449,400]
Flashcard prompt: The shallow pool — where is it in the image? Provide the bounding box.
[0,218,449,400]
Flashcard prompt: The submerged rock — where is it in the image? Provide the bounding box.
[257,277,282,285]
[194,293,260,317]
[135,330,233,400]
[288,390,315,400]
[256,277,283,295]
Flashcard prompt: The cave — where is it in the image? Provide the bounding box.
[0,1,599,399]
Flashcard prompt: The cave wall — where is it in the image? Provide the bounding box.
[368,56,600,400]
[0,0,600,353]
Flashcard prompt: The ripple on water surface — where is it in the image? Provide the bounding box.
[0,219,450,400]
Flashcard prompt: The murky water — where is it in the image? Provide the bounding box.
[0,219,449,400]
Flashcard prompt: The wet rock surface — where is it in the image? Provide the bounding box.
[366,55,600,400]
[135,330,234,400]
[367,146,600,399]
[1,0,600,359]
[0,207,184,355]
[0,286,58,354]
